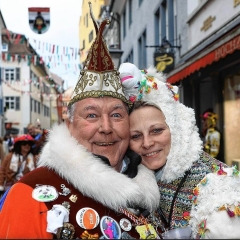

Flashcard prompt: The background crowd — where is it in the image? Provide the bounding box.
[0,123,48,196]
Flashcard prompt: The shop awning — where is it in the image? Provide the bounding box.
[167,34,240,84]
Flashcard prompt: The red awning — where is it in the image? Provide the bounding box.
[167,34,240,84]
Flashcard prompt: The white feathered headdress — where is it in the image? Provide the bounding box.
[119,62,203,183]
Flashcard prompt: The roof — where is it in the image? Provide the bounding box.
[1,28,35,55]
[49,71,64,86]
[0,10,7,28]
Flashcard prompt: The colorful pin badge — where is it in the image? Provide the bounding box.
[100,216,121,239]
[76,207,100,230]
[69,194,78,203]
[135,224,159,239]
[32,185,58,202]
[119,218,132,231]
[59,184,71,196]
[56,222,75,239]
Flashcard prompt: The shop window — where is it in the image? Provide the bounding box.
[224,75,240,165]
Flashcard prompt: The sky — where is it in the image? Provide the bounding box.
[0,0,83,89]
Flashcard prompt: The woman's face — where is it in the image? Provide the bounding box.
[20,142,32,154]
[129,106,171,170]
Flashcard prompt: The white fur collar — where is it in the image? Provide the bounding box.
[38,123,160,212]
[119,63,203,183]
[142,68,203,183]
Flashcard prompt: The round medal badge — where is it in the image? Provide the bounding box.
[119,218,132,231]
[32,185,58,202]
[76,207,100,230]
[100,216,122,239]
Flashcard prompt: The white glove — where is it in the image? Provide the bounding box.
[46,204,69,234]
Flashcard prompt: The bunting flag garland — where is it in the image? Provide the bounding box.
[2,28,81,74]
[1,77,66,101]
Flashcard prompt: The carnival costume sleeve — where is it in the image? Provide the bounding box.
[0,182,52,238]
[189,166,240,239]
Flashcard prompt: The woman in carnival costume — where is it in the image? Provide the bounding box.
[0,134,36,194]
[119,62,240,239]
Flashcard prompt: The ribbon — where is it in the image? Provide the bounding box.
[80,230,99,239]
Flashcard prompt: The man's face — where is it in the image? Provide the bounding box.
[27,126,35,136]
[66,97,130,172]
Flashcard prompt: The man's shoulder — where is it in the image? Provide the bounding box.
[18,167,63,189]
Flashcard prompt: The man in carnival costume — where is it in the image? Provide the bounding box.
[0,4,160,239]
[119,62,240,239]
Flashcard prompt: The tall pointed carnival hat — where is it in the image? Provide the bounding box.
[68,2,132,108]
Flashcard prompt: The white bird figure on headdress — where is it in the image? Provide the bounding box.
[119,62,143,100]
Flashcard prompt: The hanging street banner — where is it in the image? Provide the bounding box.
[28,7,50,34]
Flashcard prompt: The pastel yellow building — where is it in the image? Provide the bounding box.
[79,0,108,65]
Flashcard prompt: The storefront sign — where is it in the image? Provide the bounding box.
[215,35,240,61]
[234,0,240,7]
[201,16,216,32]
[168,33,240,84]
[154,52,174,73]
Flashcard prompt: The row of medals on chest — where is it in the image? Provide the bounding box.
[32,184,163,239]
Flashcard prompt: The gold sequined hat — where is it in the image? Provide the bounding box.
[68,2,132,108]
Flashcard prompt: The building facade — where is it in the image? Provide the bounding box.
[79,0,109,67]
[167,0,240,166]
[0,11,7,137]
[1,28,63,136]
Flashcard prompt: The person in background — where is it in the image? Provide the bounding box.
[0,4,160,239]
[27,123,42,141]
[3,133,14,153]
[32,129,49,166]
[0,137,5,166]
[119,62,240,239]
[0,134,35,195]
[200,110,221,158]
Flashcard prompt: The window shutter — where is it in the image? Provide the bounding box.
[30,97,32,112]
[16,67,20,81]
[15,96,20,110]
[1,68,4,84]
[0,99,3,115]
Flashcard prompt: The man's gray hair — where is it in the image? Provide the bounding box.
[67,103,76,122]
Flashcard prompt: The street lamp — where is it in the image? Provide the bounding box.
[109,48,123,68]
[145,36,181,52]
[162,36,181,49]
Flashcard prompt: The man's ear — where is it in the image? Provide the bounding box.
[65,118,70,128]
